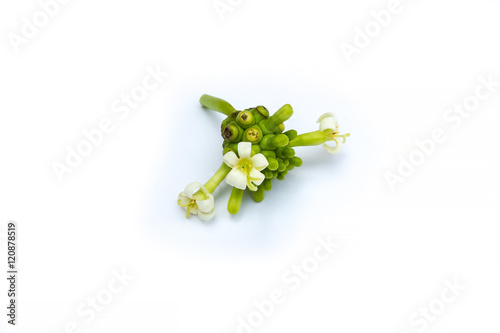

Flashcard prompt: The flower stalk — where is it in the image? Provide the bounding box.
[288,130,330,147]
[204,163,232,193]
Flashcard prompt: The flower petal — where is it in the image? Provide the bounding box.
[319,116,338,132]
[197,208,215,221]
[223,151,239,168]
[225,168,247,190]
[317,113,335,123]
[237,142,252,159]
[177,192,191,207]
[251,153,269,171]
[322,139,342,154]
[248,168,265,190]
[197,195,214,213]
[184,182,203,198]
[247,182,258,191]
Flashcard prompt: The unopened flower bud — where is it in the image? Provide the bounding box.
[276,147,293,159]
[261,150,276,159]
[222,142,238,155]
[284,129,298,141]
[262,179,273,191]
[267,157,279,171]
[227,187,244,215]
[252,186,265,202]
[283,148,295,158]
[251,144,262,156]
[277,159,287,172]
[200,94,236,116]
[263,169,274,179]
[274,123,285,133]
[259,104,293,134]
[289,156,303,167]
[259,134,289,150]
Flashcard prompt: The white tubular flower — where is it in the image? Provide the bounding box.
[223,142,269,191]
[177,182,215,221]
[317,113,350,154]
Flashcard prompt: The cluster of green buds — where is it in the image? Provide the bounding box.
[177,95,350,221]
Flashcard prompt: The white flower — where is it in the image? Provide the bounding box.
[177,182,215,221]
[317,113,350,154]
[223,142,269,191]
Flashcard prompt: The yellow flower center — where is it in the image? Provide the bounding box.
[238,158,253,175]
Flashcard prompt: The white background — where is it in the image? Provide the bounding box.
[1,0,499,332]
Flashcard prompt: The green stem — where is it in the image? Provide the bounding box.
[288,130,328,147]
[200,95,236,116]
[227,187,244,215]
[204,163,232,193]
